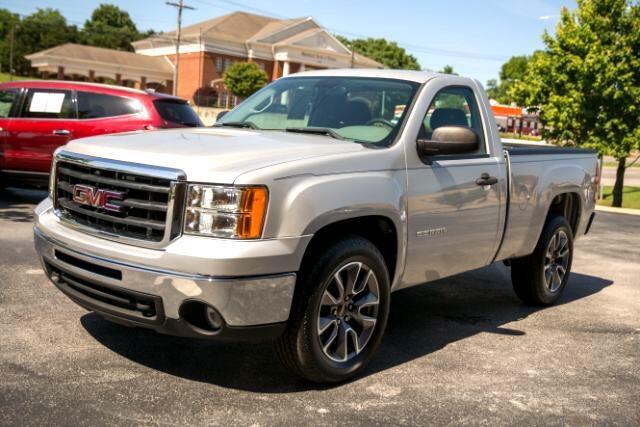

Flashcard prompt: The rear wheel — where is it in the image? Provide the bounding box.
[511,215,574,305]
[274,236,390,383]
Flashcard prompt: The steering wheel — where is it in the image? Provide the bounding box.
[366,118,395,128]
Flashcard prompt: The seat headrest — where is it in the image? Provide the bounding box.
[430,108,468,129]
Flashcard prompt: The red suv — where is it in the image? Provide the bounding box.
[0,80,202,188]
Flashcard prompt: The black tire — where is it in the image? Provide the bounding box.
[274,235,390,383]
[511,215,574,306]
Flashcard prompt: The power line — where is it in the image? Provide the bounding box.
[166,0,196,96]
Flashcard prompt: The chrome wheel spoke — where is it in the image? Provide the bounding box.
[335,323,350,361]
[544,264,554,287]
[321,289,339,307]
[557,265,566,281]
[351,311,377,330]
[318,316,336,334]
[343,262,362,296]
[322,323,339,353]
[333,272,346,301]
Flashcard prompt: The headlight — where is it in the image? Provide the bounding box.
[184,185,268,239]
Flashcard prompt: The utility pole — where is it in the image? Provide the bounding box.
[166,0,195,96]
[9,24,17,81]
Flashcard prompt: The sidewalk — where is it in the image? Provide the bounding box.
[595,205,640,216]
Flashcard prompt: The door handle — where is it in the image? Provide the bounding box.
[476,173,498,186]
[52,129,71,136]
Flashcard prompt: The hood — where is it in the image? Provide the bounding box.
[62,127,366,183]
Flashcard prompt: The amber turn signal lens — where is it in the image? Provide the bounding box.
[237,187,268,239]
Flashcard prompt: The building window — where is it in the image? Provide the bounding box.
[216,57,223,73]
[220,90,228,108]
[224,59,231,71]
[258,62,265,71]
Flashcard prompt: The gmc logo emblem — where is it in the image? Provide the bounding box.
[72,184,125,213]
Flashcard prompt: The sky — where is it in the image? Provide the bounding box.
[1,0,578,85]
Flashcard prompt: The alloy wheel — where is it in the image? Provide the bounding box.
[544,229,570,292]
[316,261,380,363]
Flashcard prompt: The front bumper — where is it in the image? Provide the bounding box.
[34,198,310,339]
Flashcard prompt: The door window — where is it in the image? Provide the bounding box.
[0,89,20,118]
[420,86,486,154]
[20,89,73,119]
[77,92,142,119]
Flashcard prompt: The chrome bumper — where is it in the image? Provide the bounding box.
[33,199,306,330]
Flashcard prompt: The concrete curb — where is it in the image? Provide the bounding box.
[596,205,640,216]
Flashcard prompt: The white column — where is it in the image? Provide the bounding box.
[299,63,306,72]
[282,61,290,76]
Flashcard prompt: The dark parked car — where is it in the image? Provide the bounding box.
[0,80,202,189]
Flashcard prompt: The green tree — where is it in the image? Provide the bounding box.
[487,55,531,104]
[336,35,420,70]
[0,9,20,74]
[8,9,79,76]
[512,0,640,207]
[223,62,268,99]
[439,64,457,75]
[82,4,141,51]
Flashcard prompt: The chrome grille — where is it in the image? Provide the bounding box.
[53,151,186,247]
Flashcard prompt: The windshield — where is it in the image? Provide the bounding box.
[217,77,420,145]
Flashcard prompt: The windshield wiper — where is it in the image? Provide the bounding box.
[286,127,345,140]
[214,121,259,129]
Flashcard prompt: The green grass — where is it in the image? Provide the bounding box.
[597,186,640,209]
[603,161,640,168]
[0,72,33,83]
[499,132,543,142]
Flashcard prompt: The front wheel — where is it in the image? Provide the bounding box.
[511,215,574,306]
[274,236,390,383]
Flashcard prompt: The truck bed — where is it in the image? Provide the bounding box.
[496,142,598,262]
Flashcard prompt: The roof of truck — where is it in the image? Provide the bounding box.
[284,68,447,83]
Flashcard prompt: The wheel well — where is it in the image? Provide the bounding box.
[302,216,398,281]
[547,192,581,234]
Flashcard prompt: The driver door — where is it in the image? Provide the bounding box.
[402,82,505,286]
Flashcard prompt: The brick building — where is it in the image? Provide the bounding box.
[26,11,382,108]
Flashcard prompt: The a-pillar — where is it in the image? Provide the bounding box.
[57,66,65,80]
[88,70,95,82]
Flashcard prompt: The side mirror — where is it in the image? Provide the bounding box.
[417,126,479,159]
[216,110,229,121]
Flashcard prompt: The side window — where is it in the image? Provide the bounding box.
[420,86,485,153]
[20,89,73,119]
[0,89,20,118]
[77,92,141,119]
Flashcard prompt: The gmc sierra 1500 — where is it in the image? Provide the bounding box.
[34,69,598,382]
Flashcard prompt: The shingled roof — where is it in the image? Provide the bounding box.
[25,43,173,73]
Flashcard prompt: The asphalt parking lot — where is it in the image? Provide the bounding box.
[1,187,639,426]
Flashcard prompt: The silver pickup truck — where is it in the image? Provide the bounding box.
[34,69,598,382]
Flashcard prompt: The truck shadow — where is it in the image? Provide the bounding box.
[80,265,612,393]
[0,188,48,223]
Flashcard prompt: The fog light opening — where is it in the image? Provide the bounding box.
[205,306,223,330]
[179,300,224,332]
